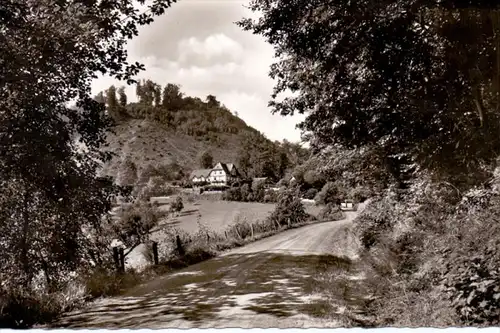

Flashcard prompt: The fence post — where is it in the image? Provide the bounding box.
[118,247,125,273]
[251,223,254,238]
[152,241,159,265]
[113,247,119,271]
[176,235,185,256]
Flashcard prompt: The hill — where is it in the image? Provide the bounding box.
[97,80,309,184]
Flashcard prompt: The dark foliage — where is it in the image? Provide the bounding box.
[240,0,500,189]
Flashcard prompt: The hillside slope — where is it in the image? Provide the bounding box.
[97,80,310,182]
[100,118,249,178]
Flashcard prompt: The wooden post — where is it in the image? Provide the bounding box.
[152,241,159,265]
[176,235,185,256]
[224,231,228,239]
[113,247,119,271]
[118,247,125,273]
[251,223,254,238]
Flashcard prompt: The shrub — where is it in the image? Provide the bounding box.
[112,200,166,250]
[223,187,242,201]
[227,214,253,240]
[349,185,373,203]
[0,279,88,329]
[240,183,251,201]
[304,188,318,200]
[170,196,184,213]
[83,267,142,299]
[317,203,345,221]
[351,193,404,250]
[263,190,278,203]
[268,188,308,228]
[315,181,347,205]
[303,170,326,189]
[251,181,266,202]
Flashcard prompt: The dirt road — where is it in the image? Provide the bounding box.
[54,203,367,329]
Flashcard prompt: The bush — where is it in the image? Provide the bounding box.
[317,203,345,221]
[303,170,326,189]
[222,187,242,201]
[268,188,308,228]
[83,267,142,299]
[170,196,184,213]
[240,183,251,201]
[276,178,289,188]
[352,181,500,327]
[227,214,253,240]
[315,181,347,205]
[0,279,88,329]
[304,188,318,200]
[263,190,279,203]
[112,200,166,250]
[352,194,401,250]
[349,185,373,203]
[204,184,229,192]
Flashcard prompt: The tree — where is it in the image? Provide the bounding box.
[277,151,290,179]
[136,80,144,102]
[0,0,175,304]
[153,83,162,106]
[94,91,106,105]
[118,86,128,107]
[239,1,500,189]
[112,201,164,259]
[117,157,138,187]
[106,85,120,120]
[138,79,157,106]
[199,151,214,169]
[162,83,184,111]
[206,94,220,108]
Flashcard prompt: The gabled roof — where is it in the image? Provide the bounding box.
[212,162,230,174]
[190,169,212,179]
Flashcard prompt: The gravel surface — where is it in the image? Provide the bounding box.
[54,202,369,329]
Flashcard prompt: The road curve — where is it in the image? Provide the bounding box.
[53,202,368,329]
[225,204,366,258]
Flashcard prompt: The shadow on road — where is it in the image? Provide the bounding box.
[53,252,354,328]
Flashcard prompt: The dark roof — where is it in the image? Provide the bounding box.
[190,169,212,179]
[212,162,230,174]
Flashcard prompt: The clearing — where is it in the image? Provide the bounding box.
[154,200,277,234]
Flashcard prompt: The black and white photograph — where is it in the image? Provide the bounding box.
[1,0,499,329]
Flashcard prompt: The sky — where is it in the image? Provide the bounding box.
[91,0,306,144]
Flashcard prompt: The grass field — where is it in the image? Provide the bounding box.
[124,199,325,270]
[156,201,277,234]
